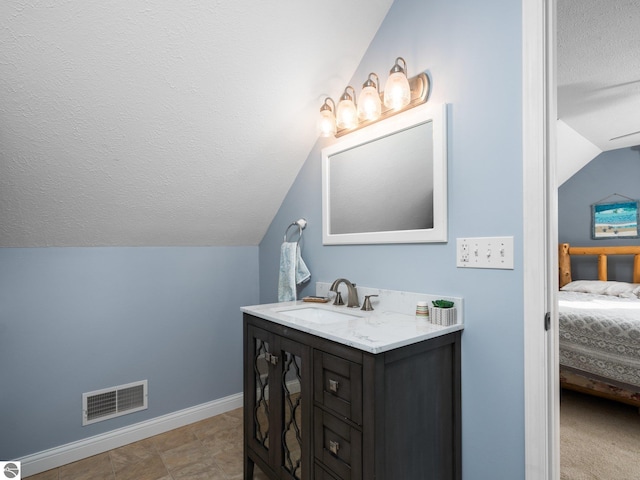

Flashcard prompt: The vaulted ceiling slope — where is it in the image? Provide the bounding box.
[558,0,640,152]
[0,1,393,247]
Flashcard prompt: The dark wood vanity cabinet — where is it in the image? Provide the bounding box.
[243,313,461,480]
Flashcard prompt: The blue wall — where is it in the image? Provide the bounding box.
[260,0,525,478]
[559,147,640,281]
[0,246,259,459]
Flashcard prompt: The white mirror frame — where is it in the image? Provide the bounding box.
[322,102,448,245]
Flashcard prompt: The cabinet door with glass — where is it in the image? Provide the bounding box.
[244,321,312,480]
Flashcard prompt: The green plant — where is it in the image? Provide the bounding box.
[432,299,454,309]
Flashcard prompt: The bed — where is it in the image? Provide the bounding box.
[558,243,640,408]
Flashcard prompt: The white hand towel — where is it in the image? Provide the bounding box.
[278,242,311,302]
[296,246,311,285]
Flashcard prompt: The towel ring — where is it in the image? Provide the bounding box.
[284,218,307,243]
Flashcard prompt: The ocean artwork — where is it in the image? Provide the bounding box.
[592,201,639,239]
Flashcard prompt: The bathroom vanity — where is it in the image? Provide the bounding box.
[242,298,462,480]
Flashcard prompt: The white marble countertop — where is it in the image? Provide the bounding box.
[241,300,463,354]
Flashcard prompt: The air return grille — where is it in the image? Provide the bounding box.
[82,380,148,426]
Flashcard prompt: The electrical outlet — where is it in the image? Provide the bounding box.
[460,241,470,263]
[456,236,514,269]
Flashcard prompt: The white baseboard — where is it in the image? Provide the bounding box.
[19,392,243,478]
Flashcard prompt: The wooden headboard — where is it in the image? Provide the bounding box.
[559,243,640,288]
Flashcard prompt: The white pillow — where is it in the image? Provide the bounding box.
[560,280,640,297]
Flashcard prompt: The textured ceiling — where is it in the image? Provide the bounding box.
[557,0,640,151]
[0,0,393,247]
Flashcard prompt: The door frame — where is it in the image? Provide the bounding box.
[522,0,559,478]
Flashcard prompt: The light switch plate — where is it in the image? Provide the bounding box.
[456,236,514,269]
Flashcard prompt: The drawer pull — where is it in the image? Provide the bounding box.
[329,440,340,455]
[328,379,339,393]
[265,352,279,365]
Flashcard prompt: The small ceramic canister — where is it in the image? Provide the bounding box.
[416,301,429,320]
[429,306,457,326]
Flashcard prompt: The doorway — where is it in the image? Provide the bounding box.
[525,1,640,478]
[522,0,559,478]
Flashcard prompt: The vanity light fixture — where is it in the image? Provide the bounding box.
[357,73,382,121]
[318,57,430,138]
[383,57,412,110]
[336,86,358,129]
[317,97,337,137]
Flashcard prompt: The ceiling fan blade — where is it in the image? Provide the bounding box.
[610,130,640,141]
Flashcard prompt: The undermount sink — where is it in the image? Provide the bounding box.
[276,306,362,324]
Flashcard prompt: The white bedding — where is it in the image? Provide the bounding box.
[558,290,640,388]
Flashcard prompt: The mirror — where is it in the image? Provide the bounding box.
[322,102,447,244]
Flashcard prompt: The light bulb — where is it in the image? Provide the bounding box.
[318,97,336,137]
[317,106,336,137]
[357,73,381,121]
[384,57,411,110]
[336,87,358,129]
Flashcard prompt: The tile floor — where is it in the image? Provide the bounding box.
[24,408,269,480]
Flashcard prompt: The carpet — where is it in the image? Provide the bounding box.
[561,389,640,479]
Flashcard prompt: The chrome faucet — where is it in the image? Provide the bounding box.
[329,278,360,308]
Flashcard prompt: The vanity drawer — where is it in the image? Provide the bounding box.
[314,350,362,424]
[314,408,362,480]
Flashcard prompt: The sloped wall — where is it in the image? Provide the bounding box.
[557,119,602,186]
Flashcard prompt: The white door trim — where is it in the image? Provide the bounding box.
[522,0,559,478]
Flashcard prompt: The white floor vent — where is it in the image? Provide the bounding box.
[82,380,148,426]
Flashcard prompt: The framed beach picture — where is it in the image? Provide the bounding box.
[591,200,640,239]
